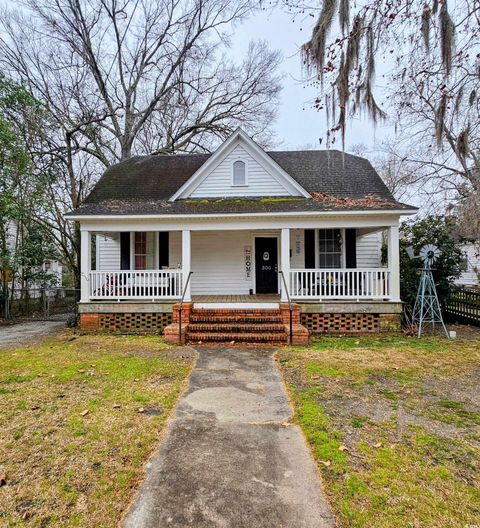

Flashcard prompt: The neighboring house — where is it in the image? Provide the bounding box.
[2,220,63,294]
[66,129,416,343]
[455,241,480,287]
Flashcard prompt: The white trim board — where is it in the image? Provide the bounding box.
[68,208,417,222]
[78,215,403,233]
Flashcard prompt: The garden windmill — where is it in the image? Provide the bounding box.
[407,244,449,339]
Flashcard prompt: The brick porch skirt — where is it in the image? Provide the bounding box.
[79,310,400,336]
[300,313,400,335]
[79,312,172,333]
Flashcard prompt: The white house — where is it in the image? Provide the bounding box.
[66,129,417,344]
[2,220,63,293]
[456,241,479,287]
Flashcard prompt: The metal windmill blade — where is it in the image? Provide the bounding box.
[412,244,449,338]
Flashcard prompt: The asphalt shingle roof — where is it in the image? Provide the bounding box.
[68,150,414,216]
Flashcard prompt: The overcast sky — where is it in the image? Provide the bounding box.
[232,7,393,152]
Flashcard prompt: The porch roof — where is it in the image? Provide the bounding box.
[67,150,416,217]
[68,196,415,217]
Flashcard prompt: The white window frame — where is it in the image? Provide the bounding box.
[316,228,345,268]
[231,158,248,187]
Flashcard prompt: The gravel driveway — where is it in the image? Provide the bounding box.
[0,320,66,348]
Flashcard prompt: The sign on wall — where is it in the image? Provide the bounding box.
[295,231,302,256]
[244,246,252,280]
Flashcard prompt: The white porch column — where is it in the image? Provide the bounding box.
[281,228,290,302]
[80,229,91,302]
[387,225,400,301]
[182,229,192,301]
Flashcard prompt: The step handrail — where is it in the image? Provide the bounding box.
[178,272,193,341]
[279,271,293,344]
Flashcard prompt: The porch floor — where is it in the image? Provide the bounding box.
[192,294,280,303]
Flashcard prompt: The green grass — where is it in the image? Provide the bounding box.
[278,334,480,528]
[0,332,194,527]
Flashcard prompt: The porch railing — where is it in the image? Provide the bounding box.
[290,268,391,300]
[89,270,183,300]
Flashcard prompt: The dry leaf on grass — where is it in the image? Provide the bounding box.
[320,460,331,467]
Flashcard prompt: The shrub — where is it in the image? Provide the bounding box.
[400,216,462,309]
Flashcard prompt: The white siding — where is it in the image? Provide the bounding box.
[188,144,293,198]
[6,220,17,251]
[290,229,305,268]
[288,229,382,269]
[356,231,382,268]
[169,231,182,268]
[96,233,120,270]
[455,243,480,286]
[96,231,184,270]
[191,230,272,295]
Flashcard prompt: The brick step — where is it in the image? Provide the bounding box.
[189,315,283,324]
[188,323,286,333]
[191,309,281,316]
[186,332,287,344]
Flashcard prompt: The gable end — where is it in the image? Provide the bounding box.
[169,129,310,201]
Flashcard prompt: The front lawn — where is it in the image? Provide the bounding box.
[0,333,194,527]
[278,333,480,528]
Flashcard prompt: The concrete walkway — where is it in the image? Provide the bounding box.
[123,347,335,528]
[0,320,65,349]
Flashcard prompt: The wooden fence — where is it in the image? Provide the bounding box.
[444,286,480,327]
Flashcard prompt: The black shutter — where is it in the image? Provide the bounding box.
[120,232,131,270]
[304,229,316,268]
[159,232,170,268]
[345,228,357,268]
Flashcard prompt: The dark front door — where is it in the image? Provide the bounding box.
[255,237,278,294]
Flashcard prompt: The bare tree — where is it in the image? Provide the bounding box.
[0,0,281,160]
[0,0,282,286]
[281,0,479,221]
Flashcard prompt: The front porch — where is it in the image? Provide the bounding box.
[78,223,402,339]
[81,226,400,304]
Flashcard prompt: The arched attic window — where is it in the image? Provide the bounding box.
[232,160,247,186]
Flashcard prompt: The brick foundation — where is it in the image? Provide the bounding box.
[80,312,172,333]
[80,313,100,332]
[300,312,401,335]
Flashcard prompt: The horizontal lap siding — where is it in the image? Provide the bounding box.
[96,234,120,270]
[96,232,182,270]
[456,244,480,286]
[189,144,292,198]
[290,229,305,268]
[289,229,382,269]
[356,231,382,268]
[191,231,254,295]
[169,231,182,268]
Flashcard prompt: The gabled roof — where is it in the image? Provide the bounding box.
[169,128,310,200]
[67,134,416,217]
